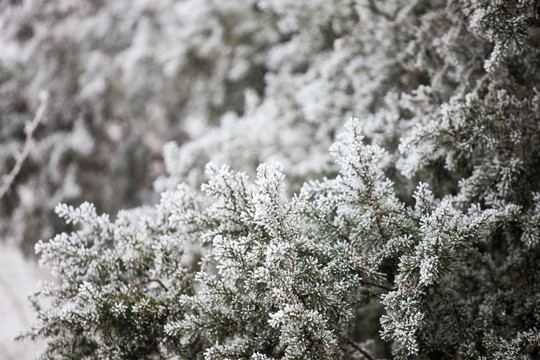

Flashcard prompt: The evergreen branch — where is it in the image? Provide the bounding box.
[416,334,457,359]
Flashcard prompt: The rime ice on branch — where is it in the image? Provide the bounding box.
[23,0,540,359]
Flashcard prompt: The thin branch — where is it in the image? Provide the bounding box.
[367,0,394,21]
[0,92,49,200]
[360,279,394,292]
[336,333,375,360]
[145,278,169,292]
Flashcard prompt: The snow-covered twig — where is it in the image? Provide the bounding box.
[0,92,49,200]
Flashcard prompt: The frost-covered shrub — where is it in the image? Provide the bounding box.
[0,0,279,253]
[23,0,540,359]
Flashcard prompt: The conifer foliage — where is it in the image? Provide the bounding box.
[22,0,540,359]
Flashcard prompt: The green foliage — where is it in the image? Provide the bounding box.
[21,0,540,359]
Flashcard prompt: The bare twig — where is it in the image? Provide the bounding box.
[367,0,394,21]
[360,279,394,292]
[0,92,48,200]
[336,333,375,360]
[145,279,169,291]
